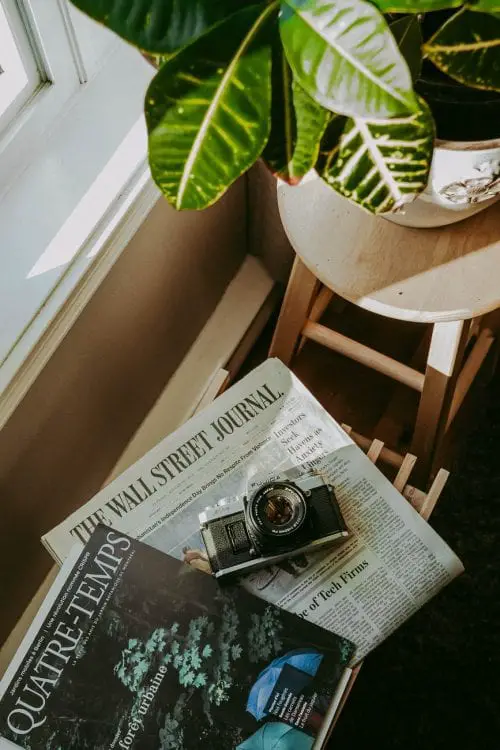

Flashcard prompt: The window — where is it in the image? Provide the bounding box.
[0,1,40,131]
[0,0,147,188]
[0,1,158,422]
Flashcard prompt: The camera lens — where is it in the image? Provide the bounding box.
[263,489,295,526]
[246,482,307,547]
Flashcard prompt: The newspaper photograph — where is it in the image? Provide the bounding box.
[43,359,463,662]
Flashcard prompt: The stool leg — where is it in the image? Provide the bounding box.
[297,285,335,355]
[269,256,319,365]
[411,320,469,482]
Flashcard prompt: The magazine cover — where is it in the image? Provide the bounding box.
[0,526,355,750]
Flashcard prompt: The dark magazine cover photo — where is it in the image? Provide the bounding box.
[0,526,355,750]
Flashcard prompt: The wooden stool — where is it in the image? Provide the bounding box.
[270,177,499,480]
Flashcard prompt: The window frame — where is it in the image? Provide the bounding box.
[0,1,159,424]
[0,0,123,192]
[0,0,41,133]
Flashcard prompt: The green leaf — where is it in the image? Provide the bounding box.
[469,1,500,11]
[291,82,330,181]
[263,45,330,183]
[69,0,250,55]
[262,46,297,182]
[146,4,276,210]
[370,1,463,10]
[390,16,423,82]
[319,98,435,214]
[425,9,500,91]
[262,53,330,184]
[280,0,418,119]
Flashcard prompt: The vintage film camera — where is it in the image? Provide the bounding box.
[199,474,348,579]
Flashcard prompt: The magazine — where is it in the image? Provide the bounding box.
[0,526,354,750]
[43,359,464,662]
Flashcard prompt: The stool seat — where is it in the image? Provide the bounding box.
[271,175,498,481]
[278,175,500,324]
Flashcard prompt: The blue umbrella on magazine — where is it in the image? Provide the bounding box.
[237,722,314,749]
[246,648,324,720]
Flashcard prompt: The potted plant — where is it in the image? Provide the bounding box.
[71,1,500,227]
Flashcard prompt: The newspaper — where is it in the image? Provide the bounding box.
[43,359,463,662]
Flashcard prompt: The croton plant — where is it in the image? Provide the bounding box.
[70,1,500,214]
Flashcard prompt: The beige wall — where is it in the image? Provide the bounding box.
[0,181,246,644]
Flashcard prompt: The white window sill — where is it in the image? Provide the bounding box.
[0,43,160,427]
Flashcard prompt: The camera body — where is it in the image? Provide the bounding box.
[199,475,348,579]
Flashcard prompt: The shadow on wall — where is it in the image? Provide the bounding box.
[0,180,246,645]
[247,161,294,284]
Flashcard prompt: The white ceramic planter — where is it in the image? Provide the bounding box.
[386,137,500,228]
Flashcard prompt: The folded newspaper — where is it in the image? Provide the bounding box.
[43,359,463,662]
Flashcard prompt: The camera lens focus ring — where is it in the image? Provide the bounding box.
[246,481,307,544]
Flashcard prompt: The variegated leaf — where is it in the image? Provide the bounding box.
[146,4,276,210]
[425,9,500,91]
[280,0,418,119]
[70,0,251,55]
[371,0,462,9]
[319,98,435,214]
[291,82,330,181]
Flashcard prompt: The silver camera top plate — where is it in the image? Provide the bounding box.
[293,473,328,493]
[199,495,246,526]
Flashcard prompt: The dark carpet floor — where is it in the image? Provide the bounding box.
[333,376,500,750]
